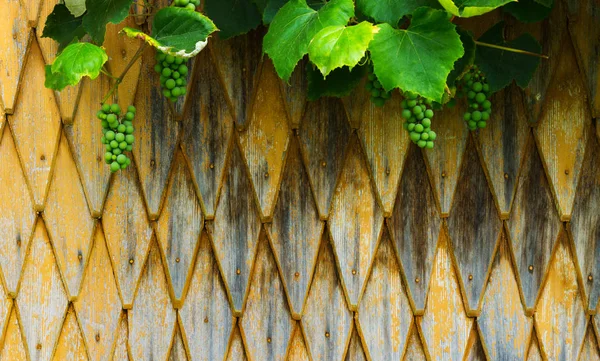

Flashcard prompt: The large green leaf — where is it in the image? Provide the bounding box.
[263,0,354,82]
[475,22,542,91]
[122,7,217,58]
[253,0,290,23]
[82,0,131,44]
[307,63,366,100]
[439,0,515,17]
[356,0,441,25]
[503,0,554,23]
[45,43,108,90]
[369,8,463,101]
[205,0,262,38]
[447,27,475,85]
[41,4,87,50]
[65,0,86,17]
[533,0,553,7]
[308,22,376,77]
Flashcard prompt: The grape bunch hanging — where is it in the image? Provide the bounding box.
[365,69,391,107]
[172,0,200,10]
[402,92,437,149]
[457,65,493,130]
[98,104,136,173]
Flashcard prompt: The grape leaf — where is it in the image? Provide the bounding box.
[503,0,554,23]
[41,4,87,50]
[368,8,463,101]
[533,0,553,7]
[308,22,376,77]
[253,0,290,23]
[439,0,516,17]
[122,7,217,58]
[475,22,542,92]
[82,0,131,44]
[44,43,108,90]
[307,63,366,100]
[356,0,441,25]
[447,27,475,85]
[205,0,262,38]
[263,0,354,82]
[65,0,86,17]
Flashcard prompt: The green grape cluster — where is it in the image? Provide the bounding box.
[172,0,200,10]
[402,92,437,149]
[97,104,136,173]
[457,66,492,130]
[365,71,391,107]
[154,52,189,102]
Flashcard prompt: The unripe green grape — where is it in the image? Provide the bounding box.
[154,64,163,73]
[116,124,125,133]
[373,80,382,89]
[481,112,490,121]
[410,132,420,142]
[125,134,134,144]
[117,154,127,164]
[421,132,429,140]
[180,88,186,95]
[163,89,172,98]
[186,3,195,9]
[126,145,133,151]
[97,111,105,119]
[101,121,108,129]
[172,71,180,79]
[429,131,437,140]
[126,125,134,134]
[380,91,390,99]
[162,68,172,77]
[102,104,111,112]
[104,152,112,162]
[106,144,112,151]
[406,91,417,100]
[125,112,134,121]
[408,123,415,131]
[416,113,424,120]
[407,99,417,107]
[113,148,122,155]
[417,140,427,148]
[475,93,486,103]
[120,163,127,169]
[422,118,431,128]
[119,142,127,150]
[127,106,136,113]
[467,91,476,99]
[371,89,381,97]
[415,124,424,133]
[126,158,131,165]
[101,136,107,144]
[413,105,422,114]
[109,140,118,149]
[464,112,471,121]
[116,133,125,142]
[166,79,176,90]
[426,141,434,149]
[468,120,477,129]
[472,111,482,121]
[478,121,487,128]
[172,87,182,97]
[178,64,188,75]
[107,114,117,123]
[110,104,120,114]
[106,131,116,141]
[472,82,483,92]
[482,100,491,110]
[110,162,120,172]
[166,54,175,63]
[162,61,169,68]
[157,53,166,62]
[425,109,434,118]
[402,109,412,119]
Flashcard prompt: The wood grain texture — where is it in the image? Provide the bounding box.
[534,34,590,220]
[102,165,153,308]
[0,0,30,113]
[345,329,367,361]
[286,325,309,361]
[419,230,473,361]
[268,138,324,318]
[73,226,122,361]
[475,85,530,217]
[8,39,61,210]
[280,59,307,129]
[478,232,533,361]
[133,46,180,219]
[17,220,68,361]
[0,309,27,361]
[156,151,204,306]
[129,240,177,361]
[328,135,384,309]
[527,332,544,361]
[579,326,600,361]
[212,141,262,314]
[299,97,351,219]
[240,60,290,221]
[357,91,411,216]
[302,235,353,361]
[65,77,113,216]
[535,232,587,361]
[111,313,130,361]
[447,137,502,315]
[388,144,442,314]
[52,307,88,361]
[44,133,95,300]
[0,126,35,296]
[169,323,189,361]
[465,328,486,361]
[240,235,294,361]
[357,231,413,361]
[508,137,561,311]
[403,326,427,361]
[569,134,600,312]
[0,286,10,343]
[210,29,264,130]
[179,232,234,361]
[181,48,234,219]
[225,326,248,361]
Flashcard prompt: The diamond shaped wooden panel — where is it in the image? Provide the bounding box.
[0,309,27,360]
[169,323,189,361]
[403,326,427,361]
[226,325,248,361]
[345,329,367,361]
[579,326,600,361]
[52,307,88,361]
[287,325,310,361]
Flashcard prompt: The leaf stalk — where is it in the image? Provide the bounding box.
[475,41,549,59]
[101,42,147,104]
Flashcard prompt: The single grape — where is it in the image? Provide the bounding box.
[101,121,108,129]
[127,105,136,113]
[110,140,119,149]
[116,133,125,142]
[178,65,188,75]
[172,72,180,80]
[107,114,117,123]
[110,104,120,114]
[475,93,486,103]
[163,89,172,98]
[125,134,135,144]
[478,121,487,128]
[422,118,431,128]
[166,54,175,63]
[110,162,120,173]
[162,68,172,77]
[101,104,111,113]
[402,109,412,119]
[413,106,422,114]
[417,140,427,148]
[472,82,483,92]
[126,145,133,151]
[482,100,491,110]
[426,141,434,149]
[407,100,417,107]
[166,79,176,89]
[472,111,482,121]
[421,132,430,140]
[104,152,113,162]
[408,123,416,131]
[113,148,122,155]
[119,142,127,150]
[464,112,471,121]
[126,125,134,134]
[186,3,195,10]
[106,131,116,141]
[425,109,434,118]
[410,132,420,142]
[172,87,182,97]
[126,112,135,121]
[415,124,424,133]
[117,154,127,164]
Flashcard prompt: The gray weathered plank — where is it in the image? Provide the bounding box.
[578,326,600,361]
[280,59,307,129]
[225,325,248,361]
[168,323,189,361]
[403,326,427,361]
[286,325,310,361]
[345,328,366,361]
[464,328,486,361]
[0,308,27,360]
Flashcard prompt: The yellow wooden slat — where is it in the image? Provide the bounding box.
[464,327,487,361]
[344,328,367,361]
[526,332,544,361]
[225,325,248,361]
[111,313,130,361]
[0,308,27,360]
[579,326,600,361]
[51,307,88,361]
[0,291,10,346]
[280,59,307,129]
[286,325,309,361]
[168,323,189,361]
[402,326,427,361]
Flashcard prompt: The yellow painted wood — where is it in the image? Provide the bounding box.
[464,327,487,361]
[51,307,88,361]
[0,308,27,361]
[240,60,290,221]
[168,323,189,361]
[16,219,68,361]
[280,60,307,129]
[0,0,30,114]
[0,125,35,296]
[8,38,61,210]
[44,132,95,300]
[0,291,10,343]
[73,226,122,361]
[129,239,177,361]
[22,0,42,26]
[225,325,248,361]
[344,328,367,361]
[111,313,130,361]
[527,333,544,361]
[579,326,600,361]
[402,326,427,361]
[286,325,309,361]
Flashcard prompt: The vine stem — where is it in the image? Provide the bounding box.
[475,41,549,59]
[101,42,148,104]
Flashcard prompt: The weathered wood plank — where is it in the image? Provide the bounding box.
[225,325,248,361]
[579,326,600,361]
[508,137,561,311]
[527,332,544,361]
[8,38,61,210]
[132,46,180,219]
[302,234,353,361]
[111,313,130,361]
[0,308,27,360]
[403,326,427,361]
[0,286,10,342]
[181,47,234,219]
[419,229,473,361]
[298,97,351,219]
[478,231,533,361]
[268,138,324,319]
[286,325,309,361]
[388,144,442,314]
[44,132,95,300]
[129,239,177,361]
[240,60,290,221]
[168,323,189,361]
[280,59,307,129]
[17,219,68,361]
[156,151,204,307]
[447,136,502,316]
[179,231,234,361]
[464,328,486,361]
[569,134,600,312]
[52,307,88,361]
[102,165,153,308]
[357,230,412,361]
[345,328,367,361]
[535,231,587,361]
[212,140,262,314]
[73,225,122,361]
[0,125,35,296]
[240,234,294,361]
